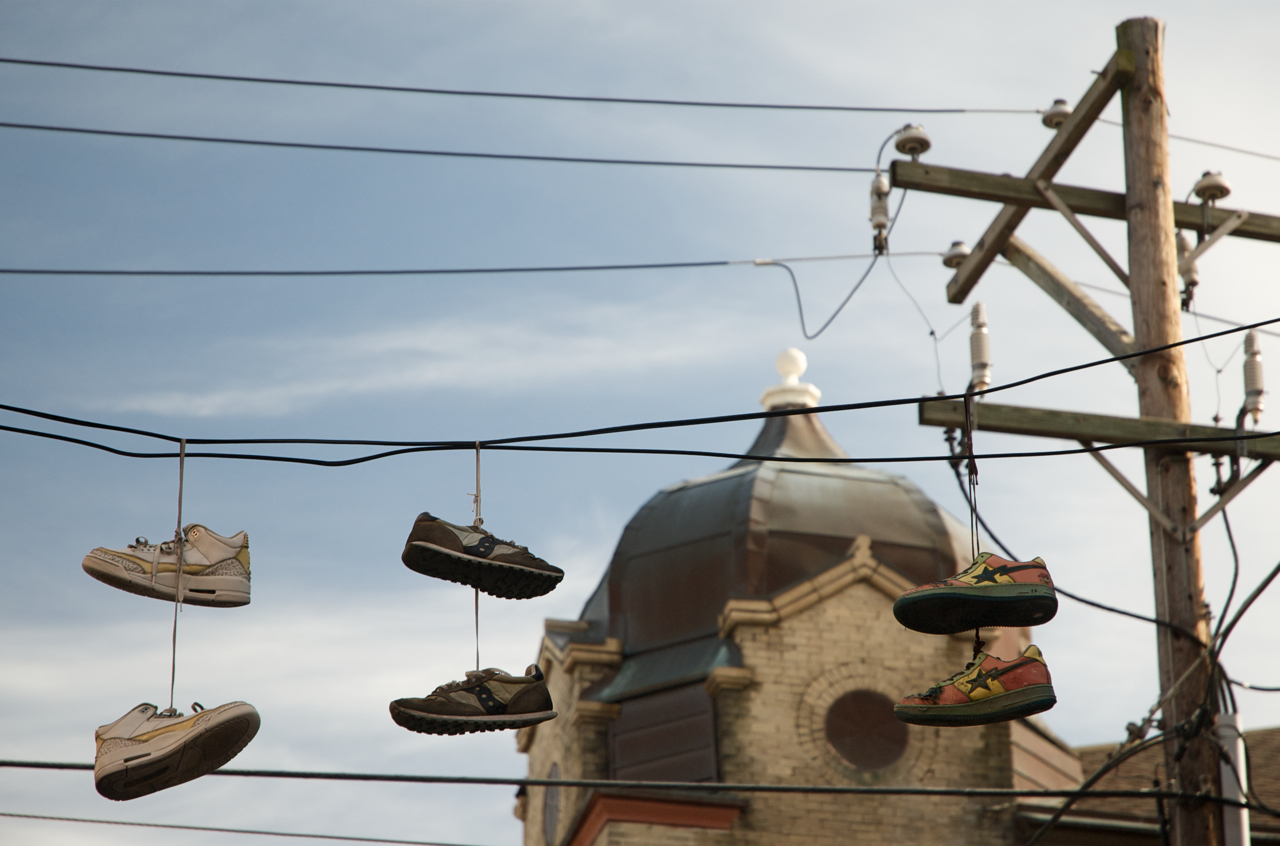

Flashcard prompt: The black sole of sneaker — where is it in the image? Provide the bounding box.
[96,709,260,801]
[893,586,1057,635]
[893,685,1057,727]
[402,542,562,600]
[389,702,557,735]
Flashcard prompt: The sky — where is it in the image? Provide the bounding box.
[3,1,1280,844]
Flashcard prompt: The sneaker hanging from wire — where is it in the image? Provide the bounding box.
[892,552,1057,635]
[82,524,251,607]
[894,645,1057,727]
[94,701,260,800]
[401,512,562,600]
[390,664,557,736]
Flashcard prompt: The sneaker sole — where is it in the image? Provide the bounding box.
[95,704,260,800]
[893,684,1057,727]
[402,542,563,600]
[893,585,1057,634]
[389,702,557,736]
[82,554,250,608]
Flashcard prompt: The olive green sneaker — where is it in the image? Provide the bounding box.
[390,664,556,735]
[401,512,562,600]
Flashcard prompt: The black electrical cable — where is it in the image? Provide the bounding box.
[0,57,1039,115]
[0,259,734,278]
[9,420,1280,469]
[1212,556,1280,664]
[0,759,1258,805]
[1097,117,1280,164]
[768,257,878,340]
[1022,734,1171,846]
[1230,678,1280,692]
[1213,508,1242,644]
[0,811,480,846]
[3,315,1278,452]
[767,188,908,341]
[0,121,871,173]
[0,251,944,278]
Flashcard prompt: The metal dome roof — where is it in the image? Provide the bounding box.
[578,352,973,665]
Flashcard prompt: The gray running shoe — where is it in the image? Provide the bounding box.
[401,512,562,600]
[390,664,556,735]
[95,701,260,800]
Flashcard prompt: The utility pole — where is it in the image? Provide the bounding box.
[1117,17,1220,846]
[888,15,1280,845]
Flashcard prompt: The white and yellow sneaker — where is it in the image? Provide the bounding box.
[94,701,260,800]
[82,524,251,607]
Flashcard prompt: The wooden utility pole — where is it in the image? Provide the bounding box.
[1117,18,1220,846]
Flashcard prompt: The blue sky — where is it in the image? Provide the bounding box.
[4,2,1280,844]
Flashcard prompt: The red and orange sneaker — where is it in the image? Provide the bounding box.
[894,645,1056,727]
[892,552,1057,635]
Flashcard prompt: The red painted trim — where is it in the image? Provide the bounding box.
[568,794,741,846]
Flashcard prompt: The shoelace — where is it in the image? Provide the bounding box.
[130,533,192,588]
[431,671,490,696]
[467,525,529,553]
[154,702,205,719]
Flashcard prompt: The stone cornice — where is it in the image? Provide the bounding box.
[538,634,623,674]
[705,665,755,697]
[718,535,913,638]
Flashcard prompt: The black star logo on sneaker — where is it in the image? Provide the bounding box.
[966,667,998,692]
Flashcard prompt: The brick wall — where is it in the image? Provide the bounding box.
[522,563,1027,845]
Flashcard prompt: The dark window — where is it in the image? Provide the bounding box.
[824,690,908,771]
[543,763,560,846]
[609,683,717,782]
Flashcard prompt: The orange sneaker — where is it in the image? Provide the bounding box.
[892,552,1057,635]
[894,645,1056,727]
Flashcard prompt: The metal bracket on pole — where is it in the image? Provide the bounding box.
[1080,440,1181,537]
[1179,210,1250,274]
[1036,179,1131,288]
[1184,459,1271,538]
[1082,441,1271,542]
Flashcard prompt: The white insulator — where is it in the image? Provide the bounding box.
[942,241,971,269]
[894,125,931,158]
[1042,99,1072,129]
[870,172,891,231]
[970,302,991,391]
[1176,230,1199,285]
[1245,329,1264,424]
[1193,171,1231,203]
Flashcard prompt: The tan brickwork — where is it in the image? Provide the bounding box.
[713,575,1016,845]
[521,636,619,846]
[521,559,1034,846]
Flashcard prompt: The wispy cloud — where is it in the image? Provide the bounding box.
[96,299,765,417]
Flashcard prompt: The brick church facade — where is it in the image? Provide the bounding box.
[515,352,1279,845]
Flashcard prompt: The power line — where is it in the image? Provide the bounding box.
[1070,279,1280,340]
[0,812,483,846]
[5,420,1280,467]
[0,759,1260,804]
[0,252,943,278]
[0,56,1039,115]
[2,316,1279,466]
[1099,117,1280,163]
[0,120,870,173]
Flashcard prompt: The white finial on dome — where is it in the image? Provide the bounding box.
[761,348,822,409]
[777,348,807,385]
